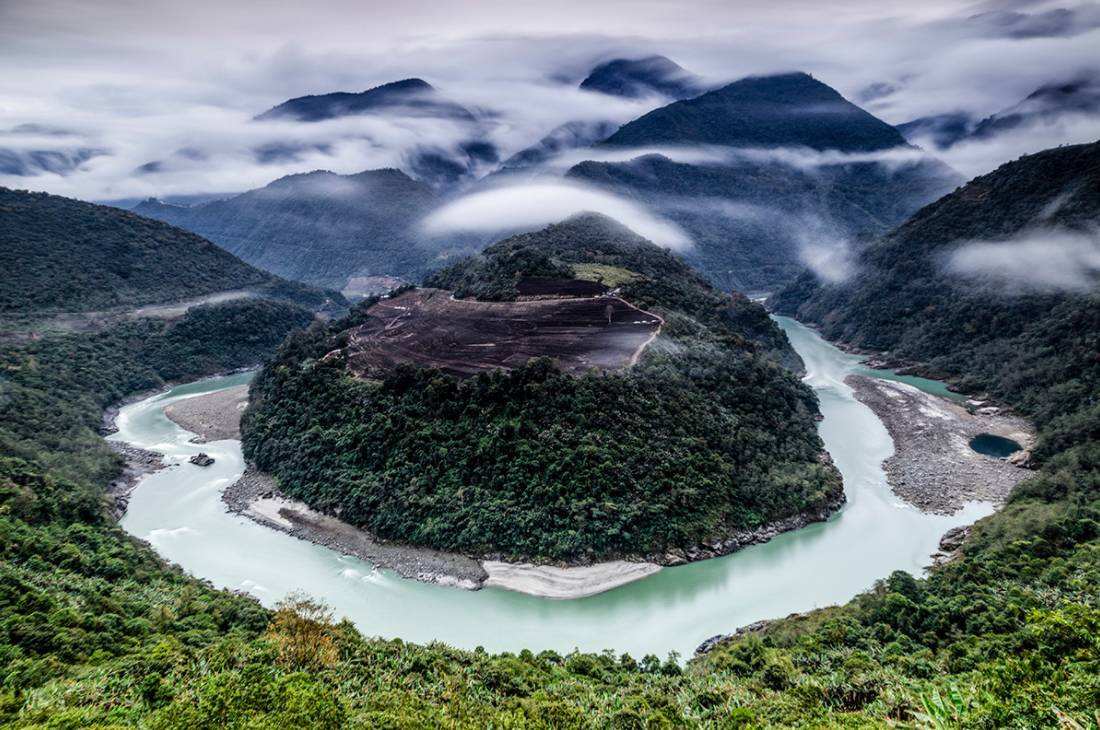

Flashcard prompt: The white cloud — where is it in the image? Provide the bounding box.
[946,228,1100,292]
[421,181,692,250]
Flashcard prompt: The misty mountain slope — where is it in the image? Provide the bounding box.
[566,72,962,292]
[898,76,1100,150]
[496,120,621,174]
[0,187,330,315]
[772,140,1100,432]
[134,168,480,289]
[255,78,475,122]
[243,213,837,563]
[896,112,973,149]
[602,72,907,150]
[579,55,704,100]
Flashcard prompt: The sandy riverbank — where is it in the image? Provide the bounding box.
[846,374,1034,513]
[224,468,488,589]
[164,384,249,442]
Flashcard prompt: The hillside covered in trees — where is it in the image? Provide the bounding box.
[0,187,333,316]
[772,140,1100,456]
[242,214,840,563]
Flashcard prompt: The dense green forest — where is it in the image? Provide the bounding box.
[243,215,837,562]
[0,187,336,315]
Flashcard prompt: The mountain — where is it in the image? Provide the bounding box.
[970,77,1100,140]
[771,140,1100,441]
[133,168,480,290]
[566,73,961,291]
[896,112,973,149]
[243,213,839,564]
[602,72,908,151]
[496,119,620,173]
[0,124,104,177]
[0,187,332,316]
[579,55,704,100]
[254,78,475,122]
[898,76,1100,149]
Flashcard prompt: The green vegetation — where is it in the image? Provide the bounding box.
[570,262,641,287]
[1,145,1097,726]
[246,215,833,562]
[772,141,1100,460]
[0,187,336,315]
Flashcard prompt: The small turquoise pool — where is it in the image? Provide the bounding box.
[969,433,1022,459]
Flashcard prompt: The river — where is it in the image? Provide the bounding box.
[113,317,991,659]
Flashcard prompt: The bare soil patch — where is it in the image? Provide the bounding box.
[342,288,661,378]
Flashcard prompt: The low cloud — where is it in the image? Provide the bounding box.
[421,180,692,250]
[946,228,1100,292]
[934,113,1100,179]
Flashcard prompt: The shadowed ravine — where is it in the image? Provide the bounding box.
[113,316,992,659]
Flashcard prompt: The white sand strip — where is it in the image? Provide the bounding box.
[482,559,661,599]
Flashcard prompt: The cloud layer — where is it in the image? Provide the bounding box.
[1,0,1099,201]
[422,182,692,250]
[946,228,1100,292]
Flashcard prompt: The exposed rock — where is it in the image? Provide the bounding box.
[106,442,165,518]
[939,525,970,552]
[164,384,248,442]
[189,452,215,467]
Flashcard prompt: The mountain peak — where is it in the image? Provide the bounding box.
[602,71,907,151]
[254,77,472,122]
[579,55,703,100]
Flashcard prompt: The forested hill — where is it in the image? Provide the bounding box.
[243,214,839,563]
[772,140,1100,453]
[601,72,907,150]
[0,187,333,315]
[134,168,480,289]
[426,213,802,369]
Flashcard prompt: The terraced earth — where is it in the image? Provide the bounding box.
[341,287,661,378]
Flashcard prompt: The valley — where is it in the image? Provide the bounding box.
[3,5,1098,723]
[112,316,994,657]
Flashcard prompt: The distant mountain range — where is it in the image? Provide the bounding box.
[0,187,333,316]
[569,72,961,291]
[579,55,705,100]
[255,78,475,123]
[898,76,1100,149]
[133,168,482,290]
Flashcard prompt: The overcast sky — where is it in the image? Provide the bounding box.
[2,0,1098,200]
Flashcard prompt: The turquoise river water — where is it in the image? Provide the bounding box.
[114,317,991,659]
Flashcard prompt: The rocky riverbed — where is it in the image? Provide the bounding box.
[105,442,166,518]
[164,384,248,442]
[846,374,1034,513]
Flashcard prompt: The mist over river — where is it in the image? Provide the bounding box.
[114,317,991,659]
